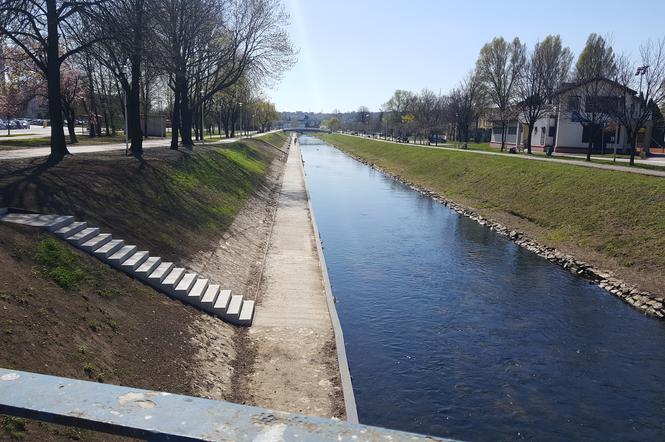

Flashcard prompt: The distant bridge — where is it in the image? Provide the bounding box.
[282,127,331,133]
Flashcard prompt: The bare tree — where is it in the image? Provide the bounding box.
[476,37,526,151]
[412,89,444,144]
[355,105,370,133]
[569,33,617,161]
[516,35,573,154]
[60,60,84,143]
[383,89,416,140]
[449,70,485,143]
[154,0,294,149]
[87,0,153,156]
[609,39,665,165]
[0,0,105,161]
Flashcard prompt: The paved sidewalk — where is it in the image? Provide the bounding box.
[342,134,665,178]
[246,137,346,419]
[0,132,269,161]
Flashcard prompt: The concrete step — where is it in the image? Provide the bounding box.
[10,211,256,325]
[147,262,174,286]
[199,284,220,312]
[161,268,186,295]
[120,251,149,272]
[134,256,162,280]
[45,215,75,232]
[238,300,255,326]
[80,233,112,252]
[67,227,100,246]
[212,289,232,315]
[225,295,243,321]
[186,278,209,305]
[55,221,87,238]
[94,239,124,259]
[107,245,138,267]
[0,213,73,230]
[174,272,197,299]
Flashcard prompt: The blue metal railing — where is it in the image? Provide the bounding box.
[0,368,450,441]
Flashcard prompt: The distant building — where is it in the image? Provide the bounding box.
[490,78,664,154]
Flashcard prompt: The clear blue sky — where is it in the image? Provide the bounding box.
[267,0,665,113]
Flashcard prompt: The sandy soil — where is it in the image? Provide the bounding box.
[239,140,346,419]
[183,149,285,403]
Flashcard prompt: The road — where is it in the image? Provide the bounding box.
[341,133,665,178]
[0,125,52,140]
[0,132,268,161]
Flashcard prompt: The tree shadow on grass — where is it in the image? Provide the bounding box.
[0,158,60,209]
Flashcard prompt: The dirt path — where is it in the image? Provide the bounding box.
[235,137,346,419]
[182,144,286,402]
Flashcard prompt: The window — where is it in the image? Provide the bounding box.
[582,125,601,143]
[567,96,580,111]
[492,127,503,135]
[585,96,620,113]
[540,127,546,145]
[507,126,517,135]
[548,126,556,137]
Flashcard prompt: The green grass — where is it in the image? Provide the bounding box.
[1,138,277,263]
[0,133,34,138]
[256,131,288,148]
[1,416,27,440]
[367,136,665,171]
[33,237,89,289]
[0,134,130,150]
[320,133,665,275]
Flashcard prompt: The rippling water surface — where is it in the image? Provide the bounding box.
[300,136,665,441]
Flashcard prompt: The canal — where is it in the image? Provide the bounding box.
[299,136,665,441]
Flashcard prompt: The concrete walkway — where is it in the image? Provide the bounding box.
[246,137,352,420]
[342,133,665,178]
[0,132,267,161]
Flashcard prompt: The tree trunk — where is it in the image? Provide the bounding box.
[170,80,182,150]
[180,93,193,148]
[126,58,143,156]
[526,123,533,155]
[103,111,111,136]
[46,0,68,161]
[500,122,506,152]
[65,109,78,144]
[629,131,638,166]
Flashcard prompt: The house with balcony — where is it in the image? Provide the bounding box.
[490,78,665,154]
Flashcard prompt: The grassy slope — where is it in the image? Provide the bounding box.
[257,131,289,147]
[320,133,665,290]
[0,137,286,440]
[0,138,281,262]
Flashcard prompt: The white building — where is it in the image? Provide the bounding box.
[490,78,663,154]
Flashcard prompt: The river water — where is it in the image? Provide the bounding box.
[299,136,665,441]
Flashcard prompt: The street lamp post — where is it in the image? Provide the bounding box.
[635,65,650,156]
[635,65,649,97]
